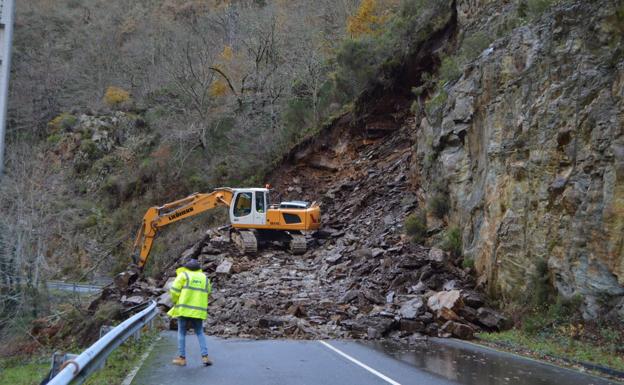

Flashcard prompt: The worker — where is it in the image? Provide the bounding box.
[167,258,213,366]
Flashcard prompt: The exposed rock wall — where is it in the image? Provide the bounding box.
[414,0,624,318]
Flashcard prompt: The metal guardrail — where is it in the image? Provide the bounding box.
[46,301,158,385]
[47,281,104,294]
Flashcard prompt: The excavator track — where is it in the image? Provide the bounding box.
[231,230,258,254]
[289,234,307,255]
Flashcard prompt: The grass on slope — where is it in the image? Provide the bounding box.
[477,329,624,372]
[83,330,158,385]
[0,331,158,385]
[0,357,49,385]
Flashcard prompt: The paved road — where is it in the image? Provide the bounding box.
[129,332,621,385]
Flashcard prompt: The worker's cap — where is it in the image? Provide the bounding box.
[184,258,201,271]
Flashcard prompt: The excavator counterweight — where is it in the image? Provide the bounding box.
[132,187,320,268]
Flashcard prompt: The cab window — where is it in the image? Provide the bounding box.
[234,192,252,217]
[255,192,265,213]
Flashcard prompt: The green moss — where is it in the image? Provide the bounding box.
[405,210,428,244]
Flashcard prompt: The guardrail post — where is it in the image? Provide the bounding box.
[133,328,141,342]
[50,353,78,379]
[100,325,113,339]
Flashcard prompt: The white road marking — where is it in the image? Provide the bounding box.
[318,340,402,385]
[121,336,160,385]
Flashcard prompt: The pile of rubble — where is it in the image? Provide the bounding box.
[96,124,508,341]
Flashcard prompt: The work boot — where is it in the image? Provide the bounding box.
[172,356,186,366]
[202,355,213,366]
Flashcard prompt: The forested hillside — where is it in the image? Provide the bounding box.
[1,0,372,303]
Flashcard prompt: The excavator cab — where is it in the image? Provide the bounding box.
[229,188,269,226]
[229,188,320,231]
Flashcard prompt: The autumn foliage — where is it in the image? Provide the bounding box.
[347,0,384,37]
[104,86,131,106]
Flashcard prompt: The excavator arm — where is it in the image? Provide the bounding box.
[132,188,234,268]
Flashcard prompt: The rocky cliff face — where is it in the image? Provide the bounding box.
[414,0,624,318]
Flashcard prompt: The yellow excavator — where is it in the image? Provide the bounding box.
[132,187,321,269]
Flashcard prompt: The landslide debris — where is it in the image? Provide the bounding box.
[94,120,507,341]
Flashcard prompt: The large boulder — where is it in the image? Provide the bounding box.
[477,307,509,330]
[440,321,474,339]
[399,296,425,319]
[427,290,462,313]
[216,259,233,274]
[113,270,138,292]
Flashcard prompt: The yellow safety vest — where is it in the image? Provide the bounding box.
[167,267,211,320]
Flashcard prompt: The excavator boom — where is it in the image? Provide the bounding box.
[133,188,234,268]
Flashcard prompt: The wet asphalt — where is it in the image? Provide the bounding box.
[129,331,621,385]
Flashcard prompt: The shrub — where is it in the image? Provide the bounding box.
[104,86,131,106]
[428,192,450,219]
[80,139,100,160]
[187,173,208,192]
[103,176,122,207]
[424,88,447,123]
[462,257,474,269]
[79,215,98,229]
[529,257,553,308]
[518,0,554,19]
[460,31,492,62]
[333,38,380,102]
[548,294,582,323]
[346,0,389,37]
[209,80,228,97]
[46,133,62,145]
[522,294,583,336]
[405,210,427,243]
[48,113,77,132]
[73,160,90,174]
[438,56,461,85]
[441,227,462,257]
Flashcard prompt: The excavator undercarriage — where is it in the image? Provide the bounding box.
[230,228,307,255]
[230,229,258,254]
